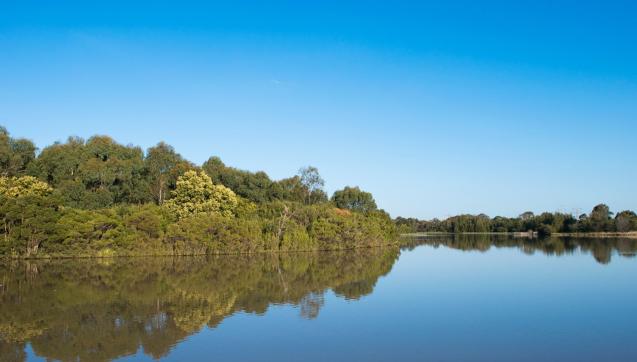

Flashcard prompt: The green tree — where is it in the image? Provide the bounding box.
[331,186,377,213]
[519,211,534,220]
[298,166,326,204]
[0,176,58,256]
[145,142,191,204]
[202,156,273,203]
[28,136,86,185]
[615,210,637,232]
[82,136,150,205]
[164,170,239,218]
[591,204,612,220]
[0,127,37,177]
[269,176,306,203]
[30,135,151,208]
[590,203,613,231]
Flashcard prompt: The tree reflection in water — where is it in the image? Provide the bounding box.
[0,248,399,362]
[402,234,637,265]
[2,235,635,361]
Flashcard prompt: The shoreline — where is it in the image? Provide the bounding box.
[553,231,637,239]
[402,231,637,239]
[0,240,404,260]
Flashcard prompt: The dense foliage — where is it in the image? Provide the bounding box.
[0,127,397,257]
[331,186,377,213]
[396,204,637,236]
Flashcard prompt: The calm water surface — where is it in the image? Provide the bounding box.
[1,235,636,361]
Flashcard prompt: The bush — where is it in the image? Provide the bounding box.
[166,213,263,255]
[537,224,552,238]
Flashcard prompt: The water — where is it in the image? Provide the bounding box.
[1,235,636,361]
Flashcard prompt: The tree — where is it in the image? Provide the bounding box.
[0,176,58,256]
[0,127,37,177]
[29,136,86,185]
[615,210,637,232]
[537,224,552,238]
[269,176,306,203]
[145,142,191,204]
[519,211,534,220]
[82,136,150,205]
[298,166,325,204]
[591,204,612,220]
[590,204,613,231]
[164,170,239,218]
[202,156,273,203]
[331,186,377,213]
[30,135,151,208]
[0,176,53,198]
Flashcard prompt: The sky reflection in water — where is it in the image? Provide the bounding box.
[2,235,636,362]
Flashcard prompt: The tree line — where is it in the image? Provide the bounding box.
[401,234,637,265]
[0,126,394,257]
[395,204,637,236]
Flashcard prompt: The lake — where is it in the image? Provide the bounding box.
[1,235,636,361]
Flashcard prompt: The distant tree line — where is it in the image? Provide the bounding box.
[401,234,637,265]
[395,204,637,236]
[0,127,395,257]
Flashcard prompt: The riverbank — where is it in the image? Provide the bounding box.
[1,201,398,259]
[401,231,637,239]
[553,231,637,239]
[0,240,403,260]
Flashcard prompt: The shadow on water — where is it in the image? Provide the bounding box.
[401,234,637,265]
[0,248,400,362]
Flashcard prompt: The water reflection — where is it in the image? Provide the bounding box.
[2,235,637,361]
[402,234,637,265]
[0,248,399,361]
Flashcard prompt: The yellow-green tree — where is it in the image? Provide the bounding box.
[0,176,57,256]
[0,175,53,198]
[164,170,238,218]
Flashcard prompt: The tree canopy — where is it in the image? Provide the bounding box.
[163,170,239,219]
[0,127,36,177]
[146,142,192,205]
[0,176,53,198]
[298,166,326,204]
[331,186,377,213]
[202,156,274,203]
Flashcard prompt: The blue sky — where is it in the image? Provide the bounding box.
[1,1,636,219]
